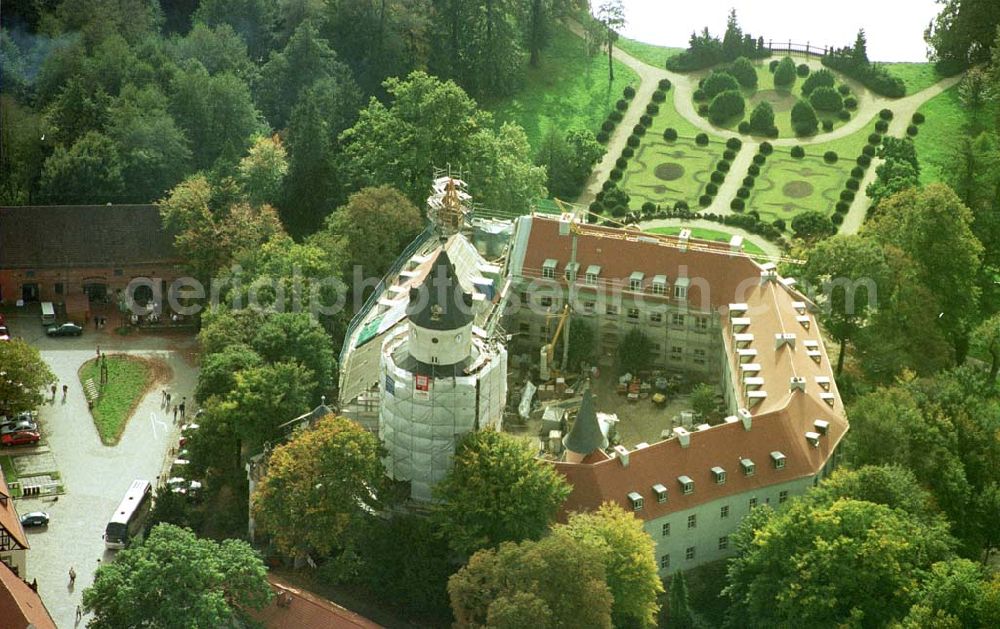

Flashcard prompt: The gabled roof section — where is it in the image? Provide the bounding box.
[0,205,178,268]
[406,249,474,331]
[0,562,56,629]
[563,387,609,456]
[0,468,28,550]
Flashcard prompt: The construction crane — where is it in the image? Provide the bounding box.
[540,304,570,381]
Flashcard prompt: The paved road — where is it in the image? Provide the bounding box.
[6,311,198,627]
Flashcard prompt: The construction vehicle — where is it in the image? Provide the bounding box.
[539,304,570,382]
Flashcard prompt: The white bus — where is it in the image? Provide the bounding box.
[104,479,152,549]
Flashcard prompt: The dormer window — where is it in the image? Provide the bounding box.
[628,491,644,511]
[674,277,690,299]
[678,475,694,495]
[711,466,726,484]
[542,259,557,279]
[652,275,667,295]
[629,271,644,292]
[585,265,601,286]
[771,451,786,469]
[740,458,755,476]
[652,484,668,503]
[565,262,579,282]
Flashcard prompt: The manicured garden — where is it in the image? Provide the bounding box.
[746,149,849,223]
[621,136,725,209]
[490,26,639,150]
[80,354,154,445]
[646,226,768,256]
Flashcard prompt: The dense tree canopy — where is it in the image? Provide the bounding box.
[0,340,57,414]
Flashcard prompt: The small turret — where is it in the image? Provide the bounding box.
[563,387,608,463]
[406,249,474,367]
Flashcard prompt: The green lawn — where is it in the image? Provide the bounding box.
[616,37,684,69]
[747,151,848,223]
[646,226,768,256]
[882,62,943,95]
[0,456,18,496]
[489,26,639,150]
[622,137,725,209]
[80,354,154,445]
[913,84,969,185]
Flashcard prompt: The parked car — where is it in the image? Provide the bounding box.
[1,430,40,446]
[1,419,38,434]
[0,325,10,341]
[20,512,49,527]
[46,323,83,337]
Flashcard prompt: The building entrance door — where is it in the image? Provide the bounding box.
[21,283,38,302]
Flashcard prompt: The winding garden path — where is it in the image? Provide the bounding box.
[569,21,964,239]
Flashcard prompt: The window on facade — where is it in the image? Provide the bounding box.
[586,274,597,286]
[771,451,786,469]
[675,285,688,299]
[693,349,707,365]
[719,536,729,550]
[627,308,640,320]
[606,304,619,316]
[671,346,683,361]
[650,312,663,323]
[679,477,694,495]
[696,316,709,331]
[662,522,671,536]
[687,514,697,529]
[779,490,789,504]
[712,467,726,485]
[685,546,696,560]
[741,458,756,476]
[519,291,529,305]
[652,283,666,295]
[672,314,685,326]
[720,505,729,519]
[660,554,670,569]
[583,301,595,314]
[630,279,642,291]
[540,296,553,308]
[749,497,758,509]
[542,267,554,279]
[628,492,644,511]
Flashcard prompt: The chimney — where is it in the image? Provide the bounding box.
[558,212,573,236]
[729,234,744,253]
[613,444,630,467]
[678,228,691,252]
[673,426,691,447]
[738,408,752,431]
[790,376,806,392]
[814,419,830,436]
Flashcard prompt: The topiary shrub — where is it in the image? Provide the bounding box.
[711,171,725,184]
[731,198,746,211]
[838,84,851,95]
[609,168,623,181]
[791,100,819,135]
[698,103,710,116]
[907,124,919,136]
[835,201,850,213]
[773,218,786,231]
[601,180,615,191]
[846,177,860,191]
[717,161,731,172]
[748,163,761,176]
[768,126,779,137]
[589,200,604,214]
[912,111,925,124]
[624,85,636,99]
[639,115,653,128]
[868,132,882,145]
[642,201,656,212]
[791,145,805,158]
[802,68,835,95]
[879,108,893,120]
[840,189,856,201]
[797,63,810,77]
[693,88,707,101]
[663,128,678,141]
[738,121,751,133]
[862,144,876,157]
[726,137,742,150]
[596,130,609,143]
[627,134,640,148]
[875,119,889,133]
[723,149,736,161]
[728,57,758,88]
[616,99,628,111]
[621,146,635,158]
[752,154,766,166]
[774,56,797,87]
[737,186,750,199]
[699,194,713,207]
[844,96,858,110]
[675,200,689,211]
[601,120,615,133]
[837,109,851,121]
[646,103,660,115]
[824,151,838,163]
[831,212,844,226]
[659,78,672,90]
[857,154,871,167]
[748,101,775,135]
[822,119,834,131]
[809,86,843,112]
[709,90,746,124]
[652,89,666,103]
[703,70,741,98]
[695,133,709,146]
[706,182,719,195]
[609,110,623,122]
[769,59,780,72]
[760,141,774,155]
[615,157,628,169]
[851,166,864,178]
[743,176,755,187]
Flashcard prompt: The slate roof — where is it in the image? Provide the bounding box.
[563,387,608,456]
[406,249,474,331]
[0,561,56,629]
[0,205,178,269]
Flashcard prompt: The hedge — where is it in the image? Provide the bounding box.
[791,145,805,158]
[723,149,737,161]
[824,151,838,164]
[737,187,750,199]
[695,133,709,146]
[822,55,905,98]
[748,163,761,176]
[711,171,726,184]
[846,177,860,191]
[627,135,640,147]
[699,194,713,207]
[731,198,746,211]
[663,128,678,141]
[652,90,666,103]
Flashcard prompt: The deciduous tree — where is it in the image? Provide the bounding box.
[38,131,124,204]
[251,414,384,557]
[0,340,56,414]
[594,0,625,83]
[237,134,288,207]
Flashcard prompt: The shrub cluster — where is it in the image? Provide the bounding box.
[709,90,746,124]
[844,96,858,110]
[801,68,835,95]
[703,71,741,99]
[665,27,769,72]
[906,124,919,136]
[823,151,838,163]
[790,145,805,158]
[822,52,905,97]
[663,128,678,141]
[695,133,709,146]
[658,78,672,90]
[879,108,893,121]
[728,57,758,88]
[809,86,844,112]
[796,63,810,77]
[774,57,797,87]
[651,89,666,103]
[912,112,925,124]
[791,100,819,135]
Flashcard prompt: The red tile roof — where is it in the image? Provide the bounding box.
[0,468,29,551]
[0,561,56,629]
[249,577,383,629]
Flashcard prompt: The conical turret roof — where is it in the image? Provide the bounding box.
[563,387,608,456]
[407,249,474,331]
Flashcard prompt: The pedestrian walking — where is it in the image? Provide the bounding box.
[166,391,172,406]
[173,405,178,422]
[180,397,186,419]
[76,605,83,622]
[96,345,100,357]
[51,384,57,402]
[62,384,68,400]
[68,566,76,584]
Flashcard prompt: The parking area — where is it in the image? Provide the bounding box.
[2,307,199,627]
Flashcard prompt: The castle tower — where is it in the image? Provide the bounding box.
[563,387,608,463]
[405,249,474,369]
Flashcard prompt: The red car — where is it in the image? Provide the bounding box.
[0,326,10,341]
[1,430,40,446]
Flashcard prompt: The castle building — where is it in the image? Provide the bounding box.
[505,212,848,573]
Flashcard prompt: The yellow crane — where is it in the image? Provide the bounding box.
[541,303,570,381]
